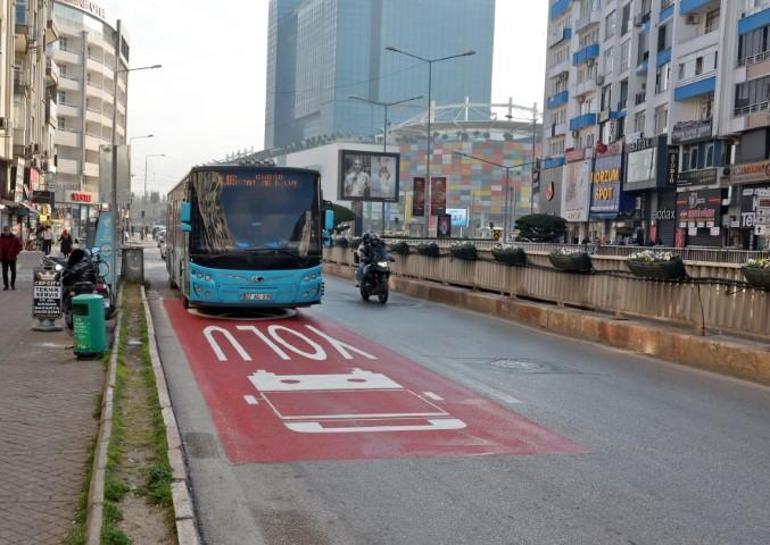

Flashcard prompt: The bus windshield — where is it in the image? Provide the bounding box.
[189,169,320,267]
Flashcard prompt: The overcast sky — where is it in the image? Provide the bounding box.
[98,0,547,194]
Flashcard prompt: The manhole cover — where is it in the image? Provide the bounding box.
[489,358,548,372]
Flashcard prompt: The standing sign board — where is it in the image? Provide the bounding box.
[412,177,425,217]
[33,268,62,320]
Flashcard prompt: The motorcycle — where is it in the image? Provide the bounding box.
[359,241,394,304]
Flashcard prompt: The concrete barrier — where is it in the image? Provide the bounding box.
[325,262,770,386]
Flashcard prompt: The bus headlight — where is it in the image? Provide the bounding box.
[376,261,389,268]
[193,271,213,282]
[303,273,320,282]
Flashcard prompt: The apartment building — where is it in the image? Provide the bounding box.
[541,0,770,249]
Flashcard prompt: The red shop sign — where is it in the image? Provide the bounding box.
[70,192,93,203]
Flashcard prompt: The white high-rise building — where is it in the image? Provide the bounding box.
[51,0,129,236]
[541,0,770,249]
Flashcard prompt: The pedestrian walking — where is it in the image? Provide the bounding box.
[42,225,53,255]
[0,225,23,290]
[59,229,73,258]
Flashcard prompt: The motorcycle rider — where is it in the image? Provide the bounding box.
[355,233,373,286]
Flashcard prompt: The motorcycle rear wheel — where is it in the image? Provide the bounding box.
[360,285,370,301]
[377,289,388,304]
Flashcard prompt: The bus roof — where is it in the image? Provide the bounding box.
[169,164,321,196]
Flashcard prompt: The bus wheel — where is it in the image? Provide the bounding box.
[182,296,190,309]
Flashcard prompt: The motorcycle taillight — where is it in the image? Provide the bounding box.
[96,282,106,291]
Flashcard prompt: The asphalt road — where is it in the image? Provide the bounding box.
[144,246,770,545]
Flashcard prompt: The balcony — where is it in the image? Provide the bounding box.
[548,27,572,48]
[45,18,59,44]
[543,156,566,169]
[575,77,597,97]
[633,12,651,27]
[569,112,597,131]
[739,7,770,39]
[57,158,79,176]
[55,130,79,148]
[660,2,675,22]
[547,90,569,109]
[550,122,568,137]
[547,58,570,79]
[84,162,98,178]
[549,0,571,21]
[674,75,716,101]
[657,48,672,67]
[636,57,649,75]
[576,10,602,31]
[58,103,80,118]
[46,59,60,87]
[573,43,600,66]
[680,0,719,15]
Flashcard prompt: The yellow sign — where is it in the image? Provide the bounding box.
[592,168,620,183]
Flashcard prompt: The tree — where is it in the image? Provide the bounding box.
[514,214,567,242]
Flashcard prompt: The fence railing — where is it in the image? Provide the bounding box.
[324,246,770,340]
[377,238,770,265]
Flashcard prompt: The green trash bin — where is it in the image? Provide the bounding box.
[73,294,107,358]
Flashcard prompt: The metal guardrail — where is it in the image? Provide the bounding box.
[325,247,770,340]
[379,238,770,265]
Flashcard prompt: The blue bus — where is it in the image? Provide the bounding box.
[166,165,330,308]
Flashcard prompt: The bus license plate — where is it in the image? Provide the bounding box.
[243,293,272,301]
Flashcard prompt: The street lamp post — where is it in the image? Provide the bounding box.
[129,134,154,145]
[348,94,423,233]
[110,19,161,283]
[385,46,475,236]
[453,151,536,243]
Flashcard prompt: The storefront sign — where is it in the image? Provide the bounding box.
[671,120,712,144]
[446,208,468,227]
[652,208,676,221]
[590,153,623,216]
[728,160,770,185]
[626,147,656,187]
[677,190,722,221]
[59,0,106,20]
[667,148,679,186]
[677,168,717,187]
[627,137,654,153]
[741,186,770,227]
[33,268,62,320]
[31,190,55,207]
[565,147,586,162]
[539,167,563,216]
[69,191,94,203]
[561,159,591,222]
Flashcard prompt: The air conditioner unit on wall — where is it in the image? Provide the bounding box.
[596,75,605,86]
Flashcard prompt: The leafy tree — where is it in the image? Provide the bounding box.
[514,214,567,242]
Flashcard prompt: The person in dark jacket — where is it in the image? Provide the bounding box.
[0,226,23,290]
[58,229,73,257]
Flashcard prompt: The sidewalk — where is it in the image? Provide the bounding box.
[0,251,104,544]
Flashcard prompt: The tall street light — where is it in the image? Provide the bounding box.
[348,94,423,233]
[129,134,154,144]
[109,19,161,284]
[453,151,536,243]
[385,46,475,236]
[143,153,166,227]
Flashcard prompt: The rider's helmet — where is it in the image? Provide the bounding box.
[362,233,371,244]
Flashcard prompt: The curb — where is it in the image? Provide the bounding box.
[325,262,770,386]
[141,286,201,545]
[84,288,123,545]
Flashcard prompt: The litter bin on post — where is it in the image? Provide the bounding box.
[73,294,107,358]
[122,246,144,284]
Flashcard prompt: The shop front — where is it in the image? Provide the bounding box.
[55,190,100,241]
[587,141,636,243]
[727,159,770,249]
[624,135,670,245]
[561,149,592,243]
[675,189,724,247]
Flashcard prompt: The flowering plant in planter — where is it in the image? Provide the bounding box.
[627,250,686,280]
[449,241,478,261]
[416,242,441,258]
[549,247,591,272]
[389,241,410,256]
[491,244,527,267]
[742,257,770,290]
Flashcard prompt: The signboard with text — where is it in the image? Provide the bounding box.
[33,268,62,320]
[728,160,770,185]
[590,152,623,217]
[412,177,425,217]
[561,159,591,222]
[430,177,447,216]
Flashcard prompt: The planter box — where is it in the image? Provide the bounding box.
[742,266,770,290]
[627,257,686,281]
[492,247,527,267]
[389,241,410,256]
[416,243,440,258]
[450,245,478,261]
[549,252,592,273]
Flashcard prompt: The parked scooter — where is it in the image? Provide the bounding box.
[359,238,394,304]
[42,249,111,328]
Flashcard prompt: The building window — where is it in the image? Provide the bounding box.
[620,40,630,71]
[655,63,670,93]
[57,91,66,105]
[605,11,616,40]
[619,79,628,109]
[634,111,646,133]
[578,28,600,49]
[621,2,631,35]
[678,63,685,79]
[705,9,720,34]
[601,84,612,111]
[58,118,66,130]
[59,37,67,51]
[654,106,668,134]
[604,46,614,74]
[735,75,770,114]
[699,95,713,120]
[683,144,699,171]
[695,56,704,75]
[738,25,769,65]
[704,142,715,167]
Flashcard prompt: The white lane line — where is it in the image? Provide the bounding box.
[422,391,444,401]
[244,395,259,405]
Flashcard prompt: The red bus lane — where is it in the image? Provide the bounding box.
[164,299,586,463]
